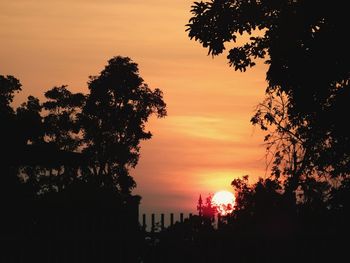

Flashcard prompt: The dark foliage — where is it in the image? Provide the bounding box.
[0,56,166,262]
[137,4,350,260]
[144,175,349,262]
[82,56,167,194]
[187,0,350,190]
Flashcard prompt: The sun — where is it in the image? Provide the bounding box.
[212,190,235,216]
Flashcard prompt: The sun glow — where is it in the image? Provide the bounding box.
[212,190,235,216]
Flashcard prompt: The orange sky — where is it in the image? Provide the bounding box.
[1,0,269,216]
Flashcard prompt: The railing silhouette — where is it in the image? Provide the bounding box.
[140,213,224,232]
[141,213,193,232]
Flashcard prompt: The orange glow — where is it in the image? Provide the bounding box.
[212,190,235,216]
[0,0,268,215]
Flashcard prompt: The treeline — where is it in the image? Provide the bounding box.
[1,56,166,263]
[2,56,166,197]
[140,1,350,262]
[144,175,349,263]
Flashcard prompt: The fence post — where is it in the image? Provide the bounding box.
[142,214,146,231]
[170,213,174,226]
[161,213,164,230]
[180,213,184,223]
[151,213,155,232]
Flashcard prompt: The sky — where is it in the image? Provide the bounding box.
[0,0,269,218]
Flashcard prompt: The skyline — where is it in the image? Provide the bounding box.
[1,0,269,214]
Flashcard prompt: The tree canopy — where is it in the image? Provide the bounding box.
[187,1,350,194]
[0,58,153,261]
[1,56,166,197]
[82,56,167,193]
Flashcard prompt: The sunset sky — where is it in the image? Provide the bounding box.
[1,0,269,216]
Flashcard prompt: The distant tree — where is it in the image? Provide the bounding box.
[231,175,253,212]
[231,175,270,226]
[231,175,296,238]
[16,96,43,145]
[202,194,216,220]
[197,194,203,216]
[2,56,166,198]
[0,75,21,115]
[187,1,350,199]
[1,75,22,150]
[14,86,86,194]
[43,85,85,152]
[82,56,167,194]
[15,96,45,192]
[0,60,162,261]
[28,86,85,192]
[1,75,23,193]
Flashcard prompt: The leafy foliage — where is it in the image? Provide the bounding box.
[187,1,350,197]
[1,56,166,196]
[1,75,23,151]
[82,56,167,193]
[202,194,216,219]
[43,85,85,152]
[0,75,22,115]
[17,96,43,145]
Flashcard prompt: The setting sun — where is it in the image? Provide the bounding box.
[212,190,236,216]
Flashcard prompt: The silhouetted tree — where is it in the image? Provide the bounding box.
[16,96,43,145]
[43,85,85,152]
[196,194,216,227]
[1,55,165,261]
[34,86,85,192]
[1,75,22,153]
[232,176,286,216]
[15,96,45,193]
[5,56,166,198]
[197,194,203,216]
[202,193,216,220]
[0,75,21,115]
[231,175,253,212]
[1,75,23,191]
[187,1,350,201]
[81,56,167,194]
[251,91,325,203]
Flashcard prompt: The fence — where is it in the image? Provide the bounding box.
[140,213,224,232]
